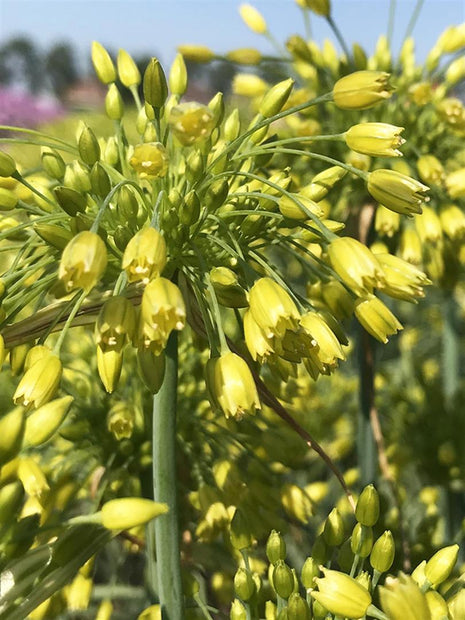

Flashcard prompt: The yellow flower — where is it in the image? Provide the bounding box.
[440,204,465,240]
[300,312,345,370]
[424,544,459,588]
[168,102,215,146]
[417,155,445,186]
[415,206,442,244]
[177,44,215,63]
[446,167,465,199]
[233,73,268,97]
[354,295,403,343]
[379,574,430,620]
[333,71,394,110]
[96,296,136,352]
[312,568,372,618]
[140,277,186,354]
[239,4,267,34]
[327,236,385,296]
[226,48,262,65]
[399,228,423,265]
[243,309,275,363]
[14,354,62,409]
[107,402,135,440]
[101,497,168,529]
[248,277,300,340]
[375,205,401,238]
[129,142,169,178]
[376,253,431,302]
[122,227,167,283]
[345,122,405,157]
[58,231,107,292]
[367,169,429,215]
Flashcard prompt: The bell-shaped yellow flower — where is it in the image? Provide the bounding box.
[140,277,186,354]
[58,231,107,293]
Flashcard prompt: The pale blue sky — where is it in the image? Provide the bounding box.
[1,0,464,72]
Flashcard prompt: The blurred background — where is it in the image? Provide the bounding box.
[0,0,463,128]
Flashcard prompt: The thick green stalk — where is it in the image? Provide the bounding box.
[151,331,184,619]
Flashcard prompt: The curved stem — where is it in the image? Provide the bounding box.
[151,331,184,619]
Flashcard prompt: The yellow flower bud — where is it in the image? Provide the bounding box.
[333,71,394,110]
[272,560,294,599]
[96,346,123,394]
[376,253,431,302]
[91,41,116,84]
[259,78,294,117]
[210,267,248,308]
[143,57,168,109]
[226,48,262,65]
[138,604,162,620]
[0,407,26,466]
[234,567,256,601]
[177,44,215,63]
[355,295,403,343]
[424,544,459,587]
[399,227,423,265]
[351,523,374,557]
[435,24,465,54]
[23,396,73,447]
[249,277,300,340]
[446,56,465,86]
[417,155,444,186]
[233,73,268,97]
[117,48,141,87]
[239,4,267,34]
[14,354,62,409]
[206,351,260,419]
[323,508,345,546]
[327,236,385,296]
[296,0,330,16]
[266,530,286,564]
[230,599,247,620]
[415,206,442,244]
[301,166,347,201]
[425,590,449,619]
[370,530,395,573]
[0,481,24,525]
[345,122,404,157]
[367,169,429,215]
[379,574,430,620]
[137,348,165,393]
[169,53,187,96]
[375,205,401,238]
[168,102,215,146]
[18,457,50,503]
[312,568,372,619]
[408,81,433,105]
[59,231,107,292]
[0,151,17,177]
[440,204,465,240]
[281,483,313,524]
[129,142,169,178]
[105,83,124,120]
[0,187,18,210]
[446,167,465,199]
[448,587,465,619]
[96,599,113,620]
[140,277,186,354]
[78,124,100,166]
[243,309,275,363]
[41,147,66,180]
[65,573,93,611]
[100,497,168,529]
[278,193,324,221]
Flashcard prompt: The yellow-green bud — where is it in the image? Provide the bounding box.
[226,48,262,65]
[425,590,449,618]
[53,185,87,217]
[185,149,204,183]
[440,204,465,241]
[224,109,241,142]
[104,136,119,166]
[0,187,18,211]
[129,142,169,178]
[328,236,385,297]
[379,574,430,620]
[230,508,253,550]
[345,122,405,157]
[312,568,372,619]
[447,587,465,619]
[323,508,345,546]
[205,178,229,211]
[370,530,395,573]
[10,343,30,376]
[239,4,267,33]
[18,456,49,500]
[266,530,286,564]
[180,189,200,226]
[367,169,429,215]
[78,124,100,166]
[34,223,73,251]
[279,193,324,221]
[101,498,168,529]
[117,48,141,87]
[424,544,459,588]
[97,346,123,393]
[0,151,17,177]
[356,484,380,525]
[90,162,111,198]
[208,91,225,127]
[233,73,268,97]
[287,593,310,620]
[354,295,403,343]
[137,349,165,394]
[23,396,73,447]
[143,58,168,109]
[140,277,186,354]
[353,42,368,69]
[301,557,320,588]
[230,599,247,620]
[311,534,329,565]
[92,41,116,84]
[177,44,215,63]
[210,267,248,308]
[234,567,256,601]
[0,408,26,465]
[122,227,167,284]
[351,523,373,558]
[273,561,294,599]
[259,78,294,117]
[105,83,124,120]
[286,35,313,62]
[333,71,394,110]
[417,154,444,186]
[297,0,331,16]
[117,185,139,220]
[446,168,465,199]
[59,231,107,292]
[41,147,65,179]
[169,53,187,96]
[0,480,24,525]
[302,166,347,202]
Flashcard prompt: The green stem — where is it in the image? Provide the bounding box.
[357,325,378,487]
[387,0,397,45]
[151,331,184,619]
[402,0,425,43]
[442,293,459,409]
[52,289,88,354]
[326,15,353,65]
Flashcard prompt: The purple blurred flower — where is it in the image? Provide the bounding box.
[0,87,65,129]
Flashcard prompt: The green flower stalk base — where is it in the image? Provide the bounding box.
[151,331,184,619]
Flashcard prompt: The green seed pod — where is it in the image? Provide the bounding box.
[272,561,294,599]
[91,41,116,84]
[301,556,320,589]
[78,124,101,166]
[53,186,87,216]
[90,162,111,198]
[224,109,241,142]
[117,48,141,87]
[0,408,26,466]
[230,599,247,620]
[323,508,345,546]
[137,349,166,394]
[311,534,329,565]
[186,150,204,183]
[208,92,225,127]
[105,83,125,120]
[0,151,17,177]
[205,178,229,211]
[259,78,294,117]
[180,190,201,226]
[230,508,253,550]
[356,485,380,526]
[143,58,168,109]
[287,593,311,620]
[169,53,188,96]
[351,523,373,558]
[0,187,18,210]
[0,481,24,526]
[234,567,256,602]
[41,147,66,180]
[266,530,286,565]
[370,530,395,573]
